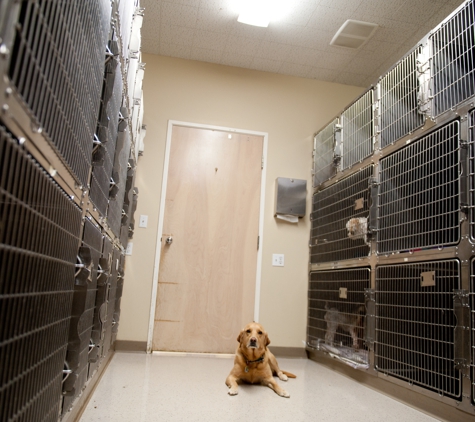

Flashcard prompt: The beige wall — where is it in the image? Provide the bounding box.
[118,54,363,348]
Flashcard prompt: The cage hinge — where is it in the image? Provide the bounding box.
[333,154,341,166]
[364,288,376,350]
[453,289,470,374]
[460,202,469,214]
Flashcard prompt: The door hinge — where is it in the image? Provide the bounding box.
[257,236,260,250]
[261,156,264,169]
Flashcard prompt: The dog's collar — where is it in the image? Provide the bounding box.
[246,353,265,365]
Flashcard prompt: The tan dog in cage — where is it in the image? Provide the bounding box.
[324,303,365,349]
[225,322,296,397]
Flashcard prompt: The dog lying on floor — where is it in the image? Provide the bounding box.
[324,303,365,349]
[225,322,296,398]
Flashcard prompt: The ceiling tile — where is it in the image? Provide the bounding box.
[250,57,283,74]
[318,0,363,12]
[225,36,261,56]
[256,41,293,61]
[195,6,236,33]
[335,71,370,86]
[160,1,199,28]
[160,25,196,46]
[279,62,312,78]
[279,2,319,26]
[285,46,322,67]
[141,37,160,55]
[307,67,338,82]
[220,51,254,68]
[159,42,193,60]
[307,6,352,33]
[189,47,224,63]
[192,29,229,51]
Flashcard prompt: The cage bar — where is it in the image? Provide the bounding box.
[377,120,460,254]
[313,118,338,187]
[379,46,425,148]
[310,166,372,263]
[341,89,374,169]
[375,260,461,399]
[308,268,370,363]
[6,1,111,186]
[431,0,475,117]
[469,110,475,241]
[0,126,82,421]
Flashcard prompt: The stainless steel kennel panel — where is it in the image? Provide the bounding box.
[313,118,338,187]
[469,109,475,241]
[0,126,82,421]
[308,268,369,365]
[375,260,461,400]
[6,0,111,186]
[377,120,461,255]
[379,46,425,149]
[62,218,103,413]
[431,0,475,117]
[341,89,374,170]
[310,166,372,263]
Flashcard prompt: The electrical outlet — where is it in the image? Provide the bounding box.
[272,254,284,267]
[126,242,133,255]
[139,214,148,228]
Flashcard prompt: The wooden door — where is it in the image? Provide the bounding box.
[152,125,263,353]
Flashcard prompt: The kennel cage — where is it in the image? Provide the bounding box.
[375,260,461,400]
[308,268,370,366]
[377,120,461,255]
[6,0,111,186]
[310,166,373,264]
[470,109,475,241]
[62,218,103,412]
[0,126,83,421]
[430,0,475,118]
[341,89,374,170]
[313,118,339,187]
[379,46,426,149]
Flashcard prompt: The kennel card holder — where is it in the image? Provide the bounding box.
[274,177,307,223]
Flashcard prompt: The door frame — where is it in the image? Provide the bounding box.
[146,120,269,353]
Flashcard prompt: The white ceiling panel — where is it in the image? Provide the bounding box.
[140,0,467,87]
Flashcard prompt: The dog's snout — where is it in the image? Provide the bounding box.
[250,337,257,342]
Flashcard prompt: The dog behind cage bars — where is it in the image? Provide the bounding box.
[324,302,366,349]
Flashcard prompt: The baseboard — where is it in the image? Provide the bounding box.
[268,346,307,358]
[114,340,147,352]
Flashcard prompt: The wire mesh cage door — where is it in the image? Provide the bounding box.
[375,260,461,400]
[377,120,461,255]
[379,46,425,149]
[313,118,339,187]
[308,268,370,366]
[341,89,374,170]
[0,126,83,421]
[310,166,373,264]
[430,0,475,117]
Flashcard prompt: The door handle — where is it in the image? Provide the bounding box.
[165,236,173,245]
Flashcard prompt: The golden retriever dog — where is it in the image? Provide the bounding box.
[225,322,296,397]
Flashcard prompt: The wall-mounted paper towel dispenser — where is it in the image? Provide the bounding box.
[274,177,307,221]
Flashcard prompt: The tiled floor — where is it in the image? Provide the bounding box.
[80,352,438,422]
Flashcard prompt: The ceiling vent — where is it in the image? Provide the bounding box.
[330,20,378,49]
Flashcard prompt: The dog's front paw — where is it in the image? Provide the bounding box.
[228,388,238,396]
[279,390,290,398]
[278,373,288,381]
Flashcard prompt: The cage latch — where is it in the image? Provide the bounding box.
[364,288,376,350]
[453,289,470,374]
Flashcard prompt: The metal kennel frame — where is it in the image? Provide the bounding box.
[308,1,475,415]
[375,260,461,400]
[308,268,370,366]
[341,89,374,170]
[310,166,373,264]
[0,1,143,420]
[0,126,82,421]
[430,0,475,118]
[378,46,425,149]
[313,118,339,187]
[377,120,461,255]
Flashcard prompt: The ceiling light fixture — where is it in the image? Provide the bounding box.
[331,20,379,49]
[237,0,291,27]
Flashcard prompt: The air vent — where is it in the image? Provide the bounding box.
[331,20,378,49]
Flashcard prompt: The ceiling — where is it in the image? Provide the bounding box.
[140,0,465,87]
